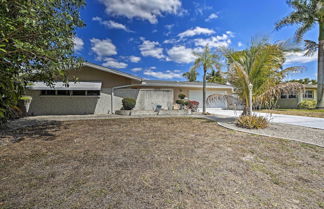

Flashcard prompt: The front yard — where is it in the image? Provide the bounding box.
[258,109,324,118]
[0,118,323,208]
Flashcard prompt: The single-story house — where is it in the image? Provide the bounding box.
[277,84,317,108]
[25,62,234,115]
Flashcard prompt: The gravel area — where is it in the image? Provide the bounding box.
[216,120,324,147]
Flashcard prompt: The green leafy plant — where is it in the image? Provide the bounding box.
[122,98,136,110]
[235,115,269,129]
[176,99,184,105]
[178,94,186,99]
[298,100,317,109]
[0,0,85,125]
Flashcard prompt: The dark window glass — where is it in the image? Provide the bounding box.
[288,94,297,98]
[41,90,56,95]
[72,90,86,96]
[280,93,287,99]
[57,90,70,96]
[87,90,100,96]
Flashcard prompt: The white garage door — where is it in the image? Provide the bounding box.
[189,90,227,109]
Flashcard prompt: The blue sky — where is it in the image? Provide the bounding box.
[73,0,319,81]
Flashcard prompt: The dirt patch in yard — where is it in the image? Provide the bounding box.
[0,118,323,209]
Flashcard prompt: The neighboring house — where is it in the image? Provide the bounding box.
[277,84,317,108]
[26,62,234,115]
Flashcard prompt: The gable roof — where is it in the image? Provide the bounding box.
[83,62,142,81]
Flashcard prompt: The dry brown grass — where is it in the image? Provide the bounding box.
[258,109,324,118]
[0,118,323,209]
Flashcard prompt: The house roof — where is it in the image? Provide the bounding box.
[29,81,102,91]
[303,84,317,89]
[141,80,234,89]
[83,62,142,81]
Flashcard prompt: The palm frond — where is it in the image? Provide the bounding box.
[304,40,318,56]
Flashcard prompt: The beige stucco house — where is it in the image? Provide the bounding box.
[26,62,234,115]
[277,84,317,108]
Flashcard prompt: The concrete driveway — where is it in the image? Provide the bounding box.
[205,109,324,130]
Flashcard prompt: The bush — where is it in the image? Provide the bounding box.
[187,100,199,112]
[298,100,316,109]
[235,115,269,129]
[176,99,184,105]
[122,98,136,110]
[178,93,186,99]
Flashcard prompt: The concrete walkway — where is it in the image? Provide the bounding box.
[205,109,324,130]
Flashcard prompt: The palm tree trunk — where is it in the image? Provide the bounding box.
[317,22,324,109]
[203,67,207,114]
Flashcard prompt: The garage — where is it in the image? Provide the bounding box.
[188,90,228,109]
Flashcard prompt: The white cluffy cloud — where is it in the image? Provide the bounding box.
[285,51,317,65]
[99,0,182,24]
[139,39,165,59]
[167,46,196,63]
[102,58,128,69]
[205,13,218,22]
[129,56,141,63]
[73,37,84,51]
[194,31,234,48]
[178,26,215,39]
[92,17,132,32]
[144,69,183,79]
[131,67,143,72]
[90,38,117,60]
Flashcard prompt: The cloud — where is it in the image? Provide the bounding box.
[139,39,165,59]
[205,13,218,22]
[285,51,317,65]
[166,46,196,63]
[129,56,141,63]
[73,37,84,51]
[98,0,182,24]
[194,32,233,48]
[131,67,143,72]
[238,42,243,47]
[178,27,215,39]
[165,24,174,30]
[102,58,128,69]
[90,38,117,60]
[144,69,183,79]
[92,16,132,32]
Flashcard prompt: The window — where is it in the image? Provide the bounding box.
[288,93,297,98]
[41,90,56,95]
[72,90,86,96]
[304,90,313,99]
[57,90,70,96]
[87,90,100,96]
[280,93,287,99]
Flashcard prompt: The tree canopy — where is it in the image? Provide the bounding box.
[0,0,85,123]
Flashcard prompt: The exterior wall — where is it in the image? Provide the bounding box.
[26,88,139,115]
[277,88,317,109]
[68,66,141,88]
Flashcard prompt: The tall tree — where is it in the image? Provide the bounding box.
[208,40,304,115]
[183,68,198,81]
[275,0,324,108]
[0,0,85,124]
[206,69,227,84]
[190,45,222,113]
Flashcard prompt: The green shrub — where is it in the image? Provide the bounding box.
[298,100,316,109]
[235,115,269,129]
[176,99,184,105]
[122,98,136,110]
[178,93,186,99]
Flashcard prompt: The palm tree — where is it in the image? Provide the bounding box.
[182,68,198,81]
[208,40,304,115]
[206,69,226,84]
[190,45,222,113]
[275,0,324,108]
